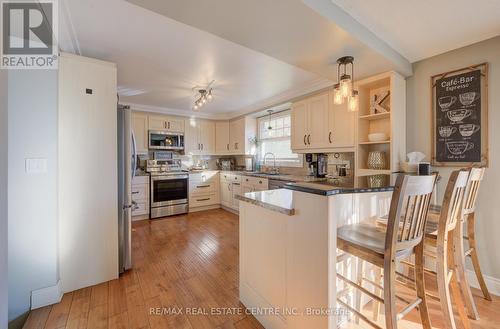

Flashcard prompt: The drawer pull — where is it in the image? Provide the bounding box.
[233,183,240,186]
[196,198,211,202]
[196,185,210,188]
[132,191,139,194]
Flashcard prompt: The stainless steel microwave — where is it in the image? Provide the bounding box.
[148,130,184,150]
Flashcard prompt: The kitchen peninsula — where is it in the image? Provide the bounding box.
[236,176,396,329]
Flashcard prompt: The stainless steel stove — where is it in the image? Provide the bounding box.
[146,155,188,218]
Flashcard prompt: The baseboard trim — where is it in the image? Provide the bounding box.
[31,280,63,309]
[466,269,500,297]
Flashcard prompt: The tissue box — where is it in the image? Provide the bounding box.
[401,162,418,173]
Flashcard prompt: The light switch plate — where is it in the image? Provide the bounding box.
[25,158,48,174]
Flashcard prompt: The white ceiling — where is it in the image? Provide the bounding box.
[60,0,334,119]
[59,0,409,119]
[331,0,500,63]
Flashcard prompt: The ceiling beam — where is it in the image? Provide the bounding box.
[303,0,413,77]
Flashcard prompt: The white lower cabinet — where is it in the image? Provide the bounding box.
[189,171,220,212]
[132,175,150,220]
[219,173,242,212]
[241,176,269,192]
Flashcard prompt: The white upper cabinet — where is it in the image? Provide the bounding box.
[132,112,148,154]
[215,121,230,154]
[307,93,330,149]
[229,117,256,155]
[184,118,215,155]
[148,115,184,133]
[291,91,355,153]
[328,93,355,148]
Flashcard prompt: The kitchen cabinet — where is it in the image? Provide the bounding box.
[220,173,242,211]
[131,175,149,220]
[132,112,148,154]
[189,171,219,211]
[291,92,329,152]
[184,118,216,155]
[148,115,184,133]
[229,117,257,155]
[242,176,269,192]
[328,93,355,148]
[215,121,230,154]
[291,91,355,152]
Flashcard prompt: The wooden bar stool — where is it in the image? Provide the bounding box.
[401,170,472,329]
[458,167,491,305]
[336,174,436,329]
[427,167,488,321]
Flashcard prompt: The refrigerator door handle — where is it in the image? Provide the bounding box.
[131,130,137,179]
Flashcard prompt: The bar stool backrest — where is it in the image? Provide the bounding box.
[463,167,485,215]
[386,174,437,254]
[439,170,470,234]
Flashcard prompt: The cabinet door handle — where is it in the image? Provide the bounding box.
[168,122,170,129]
[196,185,210,188]
[307,134,311,145]
[303,134,307,145]
[227,144,229,150]
[196,198,210,202]
[329,132,332,144]
[233,183,240,186]
[201,144,204,150]
[235,142,238,149]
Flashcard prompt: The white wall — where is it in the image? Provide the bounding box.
[58,53,118,292]
[7,70,59,321]
[407,36,500,280]
[0,68,8,329]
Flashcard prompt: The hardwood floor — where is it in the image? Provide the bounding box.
[23,209,498,329]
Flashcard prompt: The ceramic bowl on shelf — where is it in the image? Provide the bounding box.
[367,133,388,142]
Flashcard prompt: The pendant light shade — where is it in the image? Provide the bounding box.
[348,91,359,112]
[333,84,343,105]
[334,56,358,111]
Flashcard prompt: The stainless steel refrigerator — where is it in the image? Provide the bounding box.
[117,104,137,273]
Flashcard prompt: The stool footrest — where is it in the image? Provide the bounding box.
[337,298,383,329]
[337,273,384,304]
[397,298,422,320]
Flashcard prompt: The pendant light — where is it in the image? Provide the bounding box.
[267,110,273,130]
[333,56,358,112]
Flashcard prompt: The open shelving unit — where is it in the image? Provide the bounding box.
[355,71,406,177]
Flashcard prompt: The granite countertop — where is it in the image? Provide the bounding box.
[284,175,398,196]
[236,189,295,216]
[218,170,327,183]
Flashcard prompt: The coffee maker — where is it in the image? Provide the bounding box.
[306,153,328,178]
[316,154,328,178]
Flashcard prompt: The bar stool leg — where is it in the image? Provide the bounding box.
[372,267,382,321]
[383,257,398,329]
[453,217,480,320]
[355,258,365,324]
[448,239,472,329]
[437,233,456,329]
[414,242,432,329]
[467,213,492,301]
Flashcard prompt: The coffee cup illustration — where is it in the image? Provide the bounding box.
[459,124,480,137]
[447,109,473,123]
[446,141,474,155]
[438,96,457,110]
[439,126,457,138]
[459,92,479,106]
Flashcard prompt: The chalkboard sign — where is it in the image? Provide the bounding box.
[431,63,489,167]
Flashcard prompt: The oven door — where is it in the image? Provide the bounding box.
[151,175,188,207]
[149,131,184,150]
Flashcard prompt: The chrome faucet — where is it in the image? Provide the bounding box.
[263,152,279,174]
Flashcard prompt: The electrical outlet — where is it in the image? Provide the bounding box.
[25,158,47,174]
